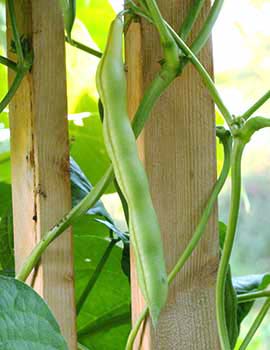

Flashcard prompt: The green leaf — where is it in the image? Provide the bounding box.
[70,156,110,218]
[0,207,14,276]
[233,274,270,295]
[233,273,270,328]
[219,221,239,347]
[0,276,68,349]
[59,0,76,39]
[75,0,115,51]
[224,268,239,348]
[0,182,14,276]
[74,216,131,349]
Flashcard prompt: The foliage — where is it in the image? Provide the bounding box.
[0,276,68,349]
[0,0,270,349]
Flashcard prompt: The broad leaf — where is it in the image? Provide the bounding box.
[0,276,68,349]
[219,221,239,347]
[0,207,14,276]
[74,215,130,349]
[59,0,76,39]
[233,273,270,295]
[70,156,110,218]
[224,268,239,348]
[76,0,115,51]
[233,273,270,327]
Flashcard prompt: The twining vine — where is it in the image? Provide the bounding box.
[1,0,270,349]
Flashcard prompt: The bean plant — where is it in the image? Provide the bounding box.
[0,0,270,349]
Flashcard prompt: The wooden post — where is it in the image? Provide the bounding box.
[7,1,77,348]
[126,1,220,348]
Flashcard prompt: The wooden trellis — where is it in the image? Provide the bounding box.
[126,1,220,349]
[7,1,77,348]
[7,0,219,349]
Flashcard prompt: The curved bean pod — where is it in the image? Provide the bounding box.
[96,16,168,325]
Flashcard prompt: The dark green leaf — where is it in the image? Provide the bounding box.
[233,273,270,328]
[70,156,110,218]
[0,183,14,276]
[233,273,270,295]
[0,207,14,276]
[0,276,68,349]
[59,0,76,39]
[121,242,130,281]
[218,221,239,347]
[74,215,131,349]
[224,268,239,348]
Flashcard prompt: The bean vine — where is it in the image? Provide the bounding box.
[1,0,270,349]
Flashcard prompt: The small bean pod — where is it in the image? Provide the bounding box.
[96,16,168,325]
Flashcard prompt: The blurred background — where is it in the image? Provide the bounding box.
[0,0,269,348]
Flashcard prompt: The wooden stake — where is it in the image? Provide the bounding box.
[126,1,220,348]
[7,1,77,347]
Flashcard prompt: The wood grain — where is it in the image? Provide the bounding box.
[126,1,220,348]
[7,1,77,348]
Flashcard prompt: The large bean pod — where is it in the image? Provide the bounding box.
[96,16,168,325]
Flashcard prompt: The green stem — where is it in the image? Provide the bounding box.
[168,128,231,284]
[167,24,233,127]
[0,69,27,114]
[216,138,245,350]
[76,239,117,315]
[239,298,270,350]
[128,3,231,127]
[144,0,180,69]
[132,66,179,137]
[66,37,102,58]
[179,0,206,40]
[7,0,24,64]
[190,0,224,54]
[126,127,232,349]
[78,308,130,337]
[125,307,148,350]
[0,56,18,71]
[241,90,270,121]
[16,166,114,281]
[238,290,270,304]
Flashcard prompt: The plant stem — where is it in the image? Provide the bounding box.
[16,166,114,281]
[0,56,18,71]
[239,298,270,350]
[76,239,117,315]
[144,0,180,69]
[190,0,224,54]
[238,290,270,304]
[241,90,270,121]
[0,69,27,113]
[125,307,148,350]
[179,0,206,40]
[78,308,131,336]
[216,138,245,350]
[168,129,231,284]
[126,128,232,349]
[129,3,231,126]
[167,24,233,127]
[66,37,102,58]
[132,66,179,137]
[7,0,24,64]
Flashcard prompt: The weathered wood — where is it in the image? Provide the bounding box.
[7,1,77,347]
[126,1,220,348]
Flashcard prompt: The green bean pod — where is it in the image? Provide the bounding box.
[96,16,168,325]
